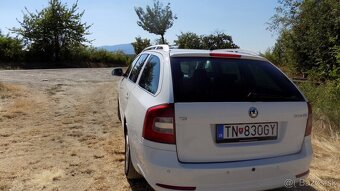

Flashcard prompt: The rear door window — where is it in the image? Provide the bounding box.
[138,55,161,94]
[129,54,149,83]
[170,57,304,102]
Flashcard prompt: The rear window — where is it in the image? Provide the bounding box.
[170,57,304,102]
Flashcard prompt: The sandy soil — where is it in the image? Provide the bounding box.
[0,68,338,191]
[0,68,152,191]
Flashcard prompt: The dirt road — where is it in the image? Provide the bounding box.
[0,68,152,191]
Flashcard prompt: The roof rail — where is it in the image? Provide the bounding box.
[143,44,170,52]
[214,49,259,56]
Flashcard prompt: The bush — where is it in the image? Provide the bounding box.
[9,46,132,69]
[0,35,24,67]
[298,79,340,130]
[69,47,132,67]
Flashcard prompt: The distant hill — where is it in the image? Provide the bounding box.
[98,43,135,55]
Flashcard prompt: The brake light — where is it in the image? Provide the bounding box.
[305,102,312,136]
[143,104,175,144]
[209,53,241,58]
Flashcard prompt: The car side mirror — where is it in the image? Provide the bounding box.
[112,68,123,76]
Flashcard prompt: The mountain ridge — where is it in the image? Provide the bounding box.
[98,43,135,55]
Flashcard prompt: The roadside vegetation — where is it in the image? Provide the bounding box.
[0,0,132,69]
[263,1,340,189]
[263,0,339,131]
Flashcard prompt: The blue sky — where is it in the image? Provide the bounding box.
[0,0,278,53]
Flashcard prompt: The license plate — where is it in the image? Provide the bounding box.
[216,122,278,143]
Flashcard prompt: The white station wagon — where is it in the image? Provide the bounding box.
[112,45,313,191]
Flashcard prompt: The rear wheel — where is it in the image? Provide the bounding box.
[124,132,142,179]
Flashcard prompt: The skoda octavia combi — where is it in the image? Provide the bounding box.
[112,45,313,191]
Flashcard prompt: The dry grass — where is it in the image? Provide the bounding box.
[0,82,40,120]
[2,98,34,118]
[308,121,340,191]
[0,82,22,99]
[0,78,151,191]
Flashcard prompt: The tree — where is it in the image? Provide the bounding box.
[154,37,169,45]
[132,37,151,54]
[175,32,202,49]
[175,32,239,49]
[201,32,239,50]
[0,33,24,63]
[268,0,339,79]
[12,0,91,64]
[267,0,303,33]
[135,0,177,44]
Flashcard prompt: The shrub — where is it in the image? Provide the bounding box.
[0,35,24,66]
[298,79,340,131]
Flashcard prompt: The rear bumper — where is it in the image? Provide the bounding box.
[137,136,313,191]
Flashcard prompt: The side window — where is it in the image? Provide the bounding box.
[124,55,139,77]
[139,55,161,94]
[129,54,149,83]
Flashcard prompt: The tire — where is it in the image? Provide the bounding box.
[117,99,121,121]
[124,132,142,179]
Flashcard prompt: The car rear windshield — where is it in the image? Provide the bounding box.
[170,57,304,102]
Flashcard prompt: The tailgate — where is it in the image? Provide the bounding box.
[175,102,308,163]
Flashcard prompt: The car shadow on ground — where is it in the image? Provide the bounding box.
[127,179,317,191]
[128,178,154,191]
[270,185,317,191]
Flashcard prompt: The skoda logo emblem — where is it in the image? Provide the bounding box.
[249,107,258,118]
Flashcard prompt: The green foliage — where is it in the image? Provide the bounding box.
[201,32,239,50]
[0,0,131,69]
[175,32,239,49]
[268,0,340,80]
[174,32,201,49]
[299,80,340,130]
[0,34,24,63]
[135,0,177,44]
[132,37,151,54]
[267,0,303,32]
[11,0,91,64]
[260,48,281,66]
[87,48,131,67]
[60,46,131,67]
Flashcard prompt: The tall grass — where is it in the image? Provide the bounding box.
[298,79,340,131]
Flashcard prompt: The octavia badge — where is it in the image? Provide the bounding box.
[249,107,258,118]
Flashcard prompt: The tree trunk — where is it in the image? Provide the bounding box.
[161,35,165,44]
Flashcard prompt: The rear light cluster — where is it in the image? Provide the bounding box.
[305,102,312,136]
[143,104,176,144]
